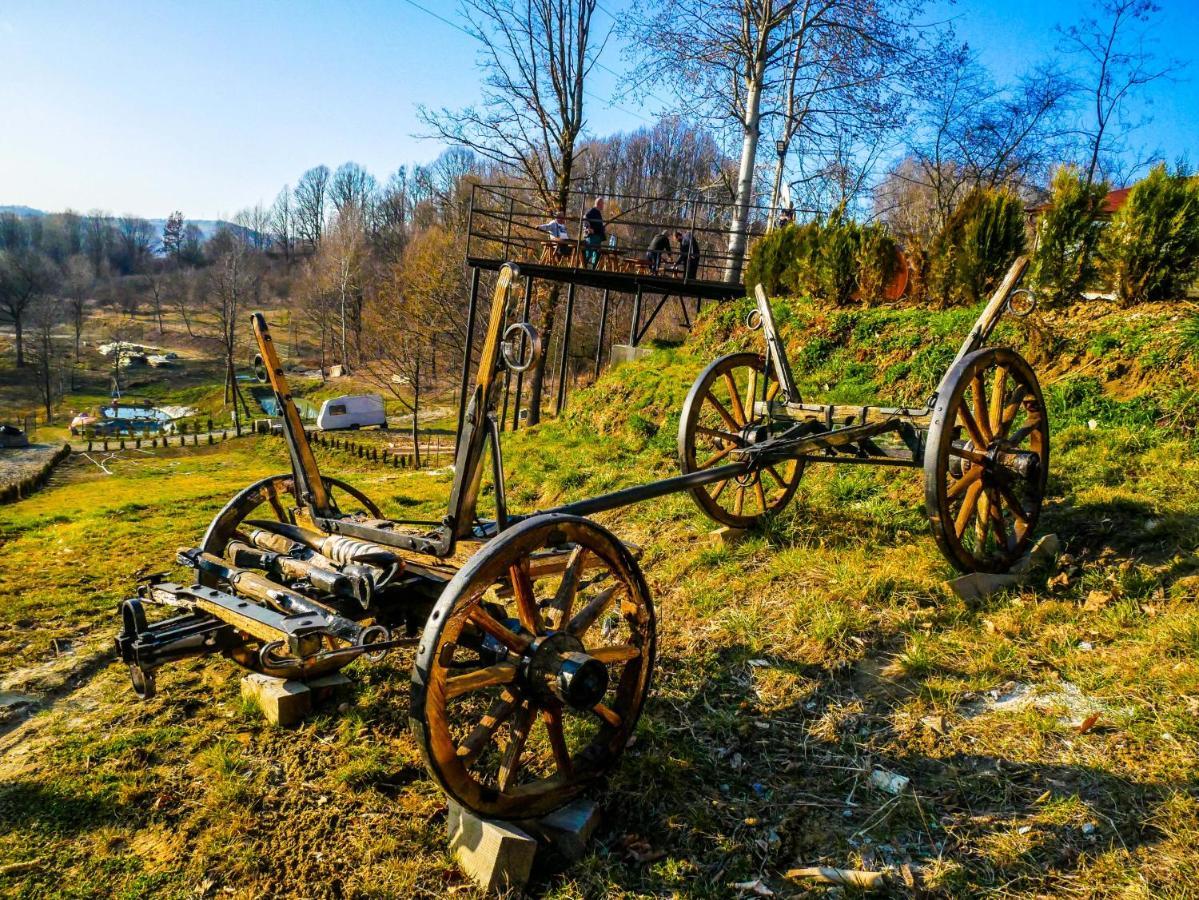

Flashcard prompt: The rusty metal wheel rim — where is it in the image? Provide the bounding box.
[924,347,1049,573]
[410,514,655,820]
[678,351,803,528]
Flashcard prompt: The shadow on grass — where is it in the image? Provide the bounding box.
[581,638,1197,898]
[1045,495,1199,568]
[0,780,121,836]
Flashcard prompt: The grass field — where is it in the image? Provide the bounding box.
[1,294,1198,898]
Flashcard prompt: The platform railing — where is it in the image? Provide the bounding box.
[465,183,803,285]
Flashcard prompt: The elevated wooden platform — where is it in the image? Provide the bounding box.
[466,256,745,303]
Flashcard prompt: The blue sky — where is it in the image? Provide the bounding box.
[0,0,1194,220]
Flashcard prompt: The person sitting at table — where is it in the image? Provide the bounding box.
[645,230,671,274]
[672,229,701,279]
[583,197,605,268]
[536,211,571,258]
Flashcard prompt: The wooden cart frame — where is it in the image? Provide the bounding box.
[676,256,1049,573]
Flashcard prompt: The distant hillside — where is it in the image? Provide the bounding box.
[0,206,244,243]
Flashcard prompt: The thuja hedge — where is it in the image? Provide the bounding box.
[1101,164,1199,306]
[745,215,898,306]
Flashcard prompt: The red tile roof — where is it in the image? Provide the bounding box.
[1027,185,1132,217]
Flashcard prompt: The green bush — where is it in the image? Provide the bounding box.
[1100,163,1199,305]
[812,216,861,306]
[930,187,1025,306]
[856,223,899,302]
[745,223,803,295]
[782,219,823,298]
[1030,165,1108,306]
[746,216,898,306]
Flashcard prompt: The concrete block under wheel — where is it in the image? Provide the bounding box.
[518,799,602,862]
[448,801,538,894]
[946,533,1060,603]
[240,673,311,726]
[305,671,351,704]
[706,526,747,550]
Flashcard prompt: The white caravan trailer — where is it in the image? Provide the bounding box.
[315,394,387,431]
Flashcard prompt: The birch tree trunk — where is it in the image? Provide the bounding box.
[726,68,765,283]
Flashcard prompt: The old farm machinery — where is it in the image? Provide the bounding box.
[116,257,1045,821]
[678,256,1048,573]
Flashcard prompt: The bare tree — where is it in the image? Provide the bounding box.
[361,226,472,468]
[294,165,331,250]
[330,162,378,220]
[627,1,797,281]
[174,268,197,338]
[146,266,169,333]
[626,0,930,281]
[62,254,92,359]
[312,208,367,369]
[204,233,262,409]
[115,215,156,274]
[84,210,112,277]
[420,0,602,425]
[270,187,295,261]
[1059,0,1178,186]
[0,247,58,367]
[878,50,1072,243]
[234,203,272,251]
[27,291,67,420]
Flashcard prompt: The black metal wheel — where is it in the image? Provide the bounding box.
[924,347,1049,573]
[678,352,803,528]
[411,514,655,821]
[199,473,381,560]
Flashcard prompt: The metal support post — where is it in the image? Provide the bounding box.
[555,282,577,415]
[511,276,534,430]
[629,285,643,347]
[594,288,610,379]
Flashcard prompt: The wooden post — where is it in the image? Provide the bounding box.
[511,276,533,431]
[455,267,482,454]
[555,282,576,414]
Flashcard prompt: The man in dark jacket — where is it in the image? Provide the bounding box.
[646,230,671,274]
[583,197,605,267]
[673,229,701,279]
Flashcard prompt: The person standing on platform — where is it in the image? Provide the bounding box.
[645,230,671,274]
[673,229,701,280]
[583,197,606,268]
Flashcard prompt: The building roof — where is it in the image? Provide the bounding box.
[1027,185,1132,217]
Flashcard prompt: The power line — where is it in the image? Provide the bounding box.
[396,0,654,123]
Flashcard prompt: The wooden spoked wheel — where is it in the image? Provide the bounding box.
[199,473,382,559]
[925,347,1049,573]
[678,352,803,529]
[411,514,655,820]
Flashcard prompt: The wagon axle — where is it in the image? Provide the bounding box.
[522,631,611,711]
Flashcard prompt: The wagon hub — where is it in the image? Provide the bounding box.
[522,631,609,710]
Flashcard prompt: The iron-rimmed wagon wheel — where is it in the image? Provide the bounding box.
[199,472,382,560]
[678,352,803,529]
[924,347,1049,574]
[411,514,655,820]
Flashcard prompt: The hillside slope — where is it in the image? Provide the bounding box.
[0,295,1197,897]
